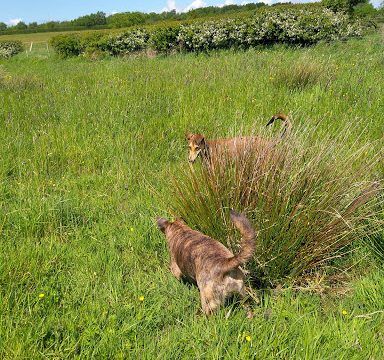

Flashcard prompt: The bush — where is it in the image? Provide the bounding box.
[50,34,82,58]
[105,29,149,56]
[0,40,23,58]
[149,26,181,54]
[169,123,382,286]
[50,6,364,58]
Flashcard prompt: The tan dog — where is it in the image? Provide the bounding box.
[186,113,291,163]
[157,210,256,316]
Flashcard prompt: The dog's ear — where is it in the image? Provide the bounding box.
[195,134,205,146]
[185,132,193,141]
[156,217,169,233]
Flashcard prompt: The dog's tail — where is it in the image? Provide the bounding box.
[222,210,256,273]
[266,113,292,139]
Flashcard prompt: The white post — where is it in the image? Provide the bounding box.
[29,42,33,52]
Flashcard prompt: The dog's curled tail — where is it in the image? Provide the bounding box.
[266,113,292,139]
[222,210,256,273]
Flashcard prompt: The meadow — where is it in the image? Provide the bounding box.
[0,27,383,359]
[0,31,70,43]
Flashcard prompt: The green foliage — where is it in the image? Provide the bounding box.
[0,22,7,31]
[72,11,107,27]
[354,2,377,18]
[0,40,23,58]
[106,12,147,28]
[50,7,364,58]
[322,0,367,12]
[49,34,82,58]
[106,29,150,56]
[15,21,28,30]
[149,26,181,53]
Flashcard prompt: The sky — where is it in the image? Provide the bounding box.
[0,0,381,25]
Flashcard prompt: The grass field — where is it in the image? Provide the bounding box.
[0,31,78,44]
[0,28,383,358]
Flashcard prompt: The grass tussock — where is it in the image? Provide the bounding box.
[272,58,335,91]
[171,122,383,287]
[0,65,43,91]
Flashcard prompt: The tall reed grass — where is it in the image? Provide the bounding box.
[170,122,383,286]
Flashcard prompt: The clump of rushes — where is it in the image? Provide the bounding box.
[170,122,383,287]
[271,58,335,91]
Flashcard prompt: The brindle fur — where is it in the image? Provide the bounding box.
[186,113,291,164]
[157,210,256,316]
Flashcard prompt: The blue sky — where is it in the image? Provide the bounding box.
[1,0,381,25]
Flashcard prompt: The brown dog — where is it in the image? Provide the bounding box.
[186,113,291,164]
[157,210,256,316]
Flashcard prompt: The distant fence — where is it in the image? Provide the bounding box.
[25,41,50,56]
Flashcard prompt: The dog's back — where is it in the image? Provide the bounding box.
[206,136,271,164]
[158,211,256,281]
[186,113,291,164]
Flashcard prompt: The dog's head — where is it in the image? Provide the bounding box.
[185,133,206,163]
[156,217,170,233]
[156,217,186,234]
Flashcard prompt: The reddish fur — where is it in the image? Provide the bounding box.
[186,113,291,164]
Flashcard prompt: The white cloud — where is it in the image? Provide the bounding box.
[218,0,235,6]
[184,0,207,12]
[8,18,22,26]
[162,0,179,12]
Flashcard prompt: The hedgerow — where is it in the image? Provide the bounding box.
[50,6,364,58]
[0,40,23,58]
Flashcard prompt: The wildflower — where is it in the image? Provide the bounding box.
[130,227,134,232]
[342,309,348,315]
[138,296,144,302]
[245,335,252,342]
[39,293,45,299]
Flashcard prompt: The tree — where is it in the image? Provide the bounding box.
[72,11,106,27]
[15,21,28,30]
[353,2,376,17]
[106,12,147,28]
[0,22,7,31]
[322,0,368,12]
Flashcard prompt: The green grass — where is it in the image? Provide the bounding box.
[0,31,78,43]
[0,30,383,358]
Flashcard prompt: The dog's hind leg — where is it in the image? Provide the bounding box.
[170,258,182,280]
[239,287,254,319]
[199,286,222,316]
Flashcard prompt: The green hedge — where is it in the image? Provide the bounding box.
[50,6,364,58]
[0,40,23,58]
